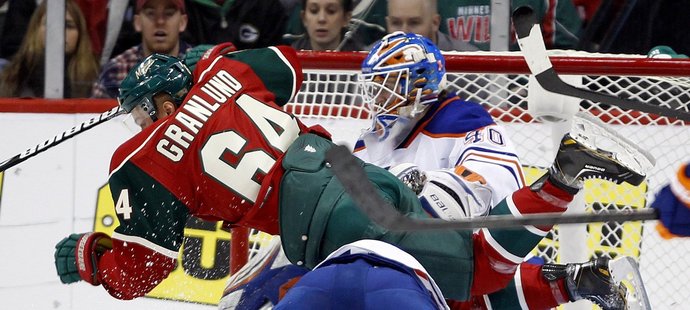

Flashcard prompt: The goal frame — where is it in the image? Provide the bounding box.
[230,50,690,307]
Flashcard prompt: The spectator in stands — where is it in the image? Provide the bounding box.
[0,0,36,61]
[291,0,364,51]
[73,0,108,57]
[91,0,191,99]
[580,0,690,56]
[285,0,364,107]
[572,0,602,27]
[0,0,99,98]
[286,0,478,51]
[353,0,582,51]
[439,0,582,51]
[384,0,478,51]
[0,0,108,61]
[181,0,287,50]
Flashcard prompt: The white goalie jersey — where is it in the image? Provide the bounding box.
[354,97,525,208]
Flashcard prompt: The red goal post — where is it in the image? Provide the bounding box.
[231,50,690,307]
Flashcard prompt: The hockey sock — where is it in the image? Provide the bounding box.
[521,263,570,308]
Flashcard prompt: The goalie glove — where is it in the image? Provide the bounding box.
[389,163,493,220]
[388,163,427,194]
[54,232,112,285]
[651,162,690,238]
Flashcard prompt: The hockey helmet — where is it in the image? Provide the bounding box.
[118,53,192,122]
[359,32,446,141]
[361,31,446,116]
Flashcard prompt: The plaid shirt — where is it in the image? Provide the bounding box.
[91,42,192,98]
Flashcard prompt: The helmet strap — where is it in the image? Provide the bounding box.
[139,96,159,122]
[149,110,158,122]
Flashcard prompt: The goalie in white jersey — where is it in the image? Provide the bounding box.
[353,31,638,309]
[354,35,522,207]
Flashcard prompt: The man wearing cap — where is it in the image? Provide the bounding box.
[91,0,192,98]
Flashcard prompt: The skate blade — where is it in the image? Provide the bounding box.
[609,256,652,310]
[570,112,656,177]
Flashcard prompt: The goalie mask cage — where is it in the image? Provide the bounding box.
[231,50,690,308]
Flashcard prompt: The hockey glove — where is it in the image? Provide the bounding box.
[388,163,426,194]
[419,166,493,220]
[54,232,112,285]
[651,163,690,238]
[183,42,237,72]
[388,163,493,220]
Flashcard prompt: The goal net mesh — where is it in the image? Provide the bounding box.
[234,50,690,308]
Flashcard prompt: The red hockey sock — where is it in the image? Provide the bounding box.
[512,180,574,230]
[519,263,570,309]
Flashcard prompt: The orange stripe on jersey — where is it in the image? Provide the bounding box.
[460,151,526,185]
[401,95,460,147]
[420,122,502,139]
[454,165,487,184]
[420,131,468,139]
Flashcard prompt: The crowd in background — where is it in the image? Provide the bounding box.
[0,0,688,99]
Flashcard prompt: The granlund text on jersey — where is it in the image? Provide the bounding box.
[156,70,242,161]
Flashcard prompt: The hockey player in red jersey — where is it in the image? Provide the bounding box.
[53,43,652,306]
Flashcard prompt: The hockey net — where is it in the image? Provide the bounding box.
[233,50,690,308]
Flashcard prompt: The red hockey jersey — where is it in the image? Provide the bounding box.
[99,45,327,299]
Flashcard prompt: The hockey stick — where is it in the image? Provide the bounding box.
[512,6,690,123]
[325,144,659,231]
[0,106,125,172]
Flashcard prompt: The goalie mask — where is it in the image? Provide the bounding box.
[118,53,192,126]
[359,32,447,144]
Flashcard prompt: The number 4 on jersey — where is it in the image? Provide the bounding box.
[115,189,133,220]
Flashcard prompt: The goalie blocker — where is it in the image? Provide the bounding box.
[389,163,493,221]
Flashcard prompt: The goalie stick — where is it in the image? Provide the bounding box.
[0,106,125,172]
[512,6,690,123]
[325,144,659,231]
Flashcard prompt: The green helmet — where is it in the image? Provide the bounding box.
[118,53,192,121]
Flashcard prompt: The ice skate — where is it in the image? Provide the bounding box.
[544,112,655,193]
[609,256,652,310]
[543,257,627,310]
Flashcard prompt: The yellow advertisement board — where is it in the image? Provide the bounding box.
[94,184,234,305]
